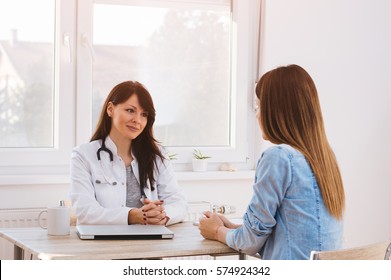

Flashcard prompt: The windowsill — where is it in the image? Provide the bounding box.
[175,170,255,181]
[0,174,69,186]
[0,174,71,186]
[0,170,255,186]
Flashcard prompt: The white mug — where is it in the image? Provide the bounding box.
[38,205,70,236]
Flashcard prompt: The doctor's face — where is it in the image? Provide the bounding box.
[107,94,148,142]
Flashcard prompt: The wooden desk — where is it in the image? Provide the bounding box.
[0,222,244,260]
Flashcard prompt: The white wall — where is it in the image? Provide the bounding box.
[259,0,391,247]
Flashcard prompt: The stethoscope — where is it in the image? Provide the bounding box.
[96,138,146,199]
[97,138,114,162]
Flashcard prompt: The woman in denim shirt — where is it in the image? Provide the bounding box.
[199,64,345,259]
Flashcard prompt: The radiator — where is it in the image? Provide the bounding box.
[0,202,215,260]
[0,207,45,260]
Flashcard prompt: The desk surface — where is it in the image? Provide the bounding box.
[0,222,239,260]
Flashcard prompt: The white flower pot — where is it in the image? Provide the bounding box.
[192,159,208,172]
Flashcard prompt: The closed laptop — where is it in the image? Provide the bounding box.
[76,224,174,240]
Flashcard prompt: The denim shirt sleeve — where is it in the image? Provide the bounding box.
[226,146,292,255]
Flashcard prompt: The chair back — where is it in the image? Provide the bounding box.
[310,241,391,260]
[385,242,391,260]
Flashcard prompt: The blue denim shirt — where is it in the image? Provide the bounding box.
[226,144,343,259]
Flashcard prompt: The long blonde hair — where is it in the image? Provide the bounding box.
[256,64,345,220]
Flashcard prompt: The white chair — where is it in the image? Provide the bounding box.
[310,240,391,260]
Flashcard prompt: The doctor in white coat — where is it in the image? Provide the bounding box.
[70,81,187,226]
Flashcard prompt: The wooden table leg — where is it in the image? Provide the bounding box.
[239,252,246,260]
[14,245,23,260]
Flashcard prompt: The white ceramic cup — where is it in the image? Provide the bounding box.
[38,206,70,236]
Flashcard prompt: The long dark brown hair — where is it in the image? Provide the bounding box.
[91,81,164,190]
[256,64,345,220]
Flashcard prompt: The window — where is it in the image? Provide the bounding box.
[0,0,55,148]
[77,0,260,168]
[0,0,75,175]
[0,0,260,180]
[91,3,231,147]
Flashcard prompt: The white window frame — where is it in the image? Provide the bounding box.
[76,0,261,171]
[0,0,261,184]
[0,0,76,180]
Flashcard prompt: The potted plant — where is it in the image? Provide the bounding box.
[192,149,211,172]
[167,153,178,161]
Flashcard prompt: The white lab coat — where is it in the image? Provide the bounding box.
[69,136,187,225]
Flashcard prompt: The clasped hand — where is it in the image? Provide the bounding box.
[128,198,168,225]
[141,198,168,225]
[199,211,240,241]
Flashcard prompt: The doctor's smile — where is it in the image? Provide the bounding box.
[127,125,140,133]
